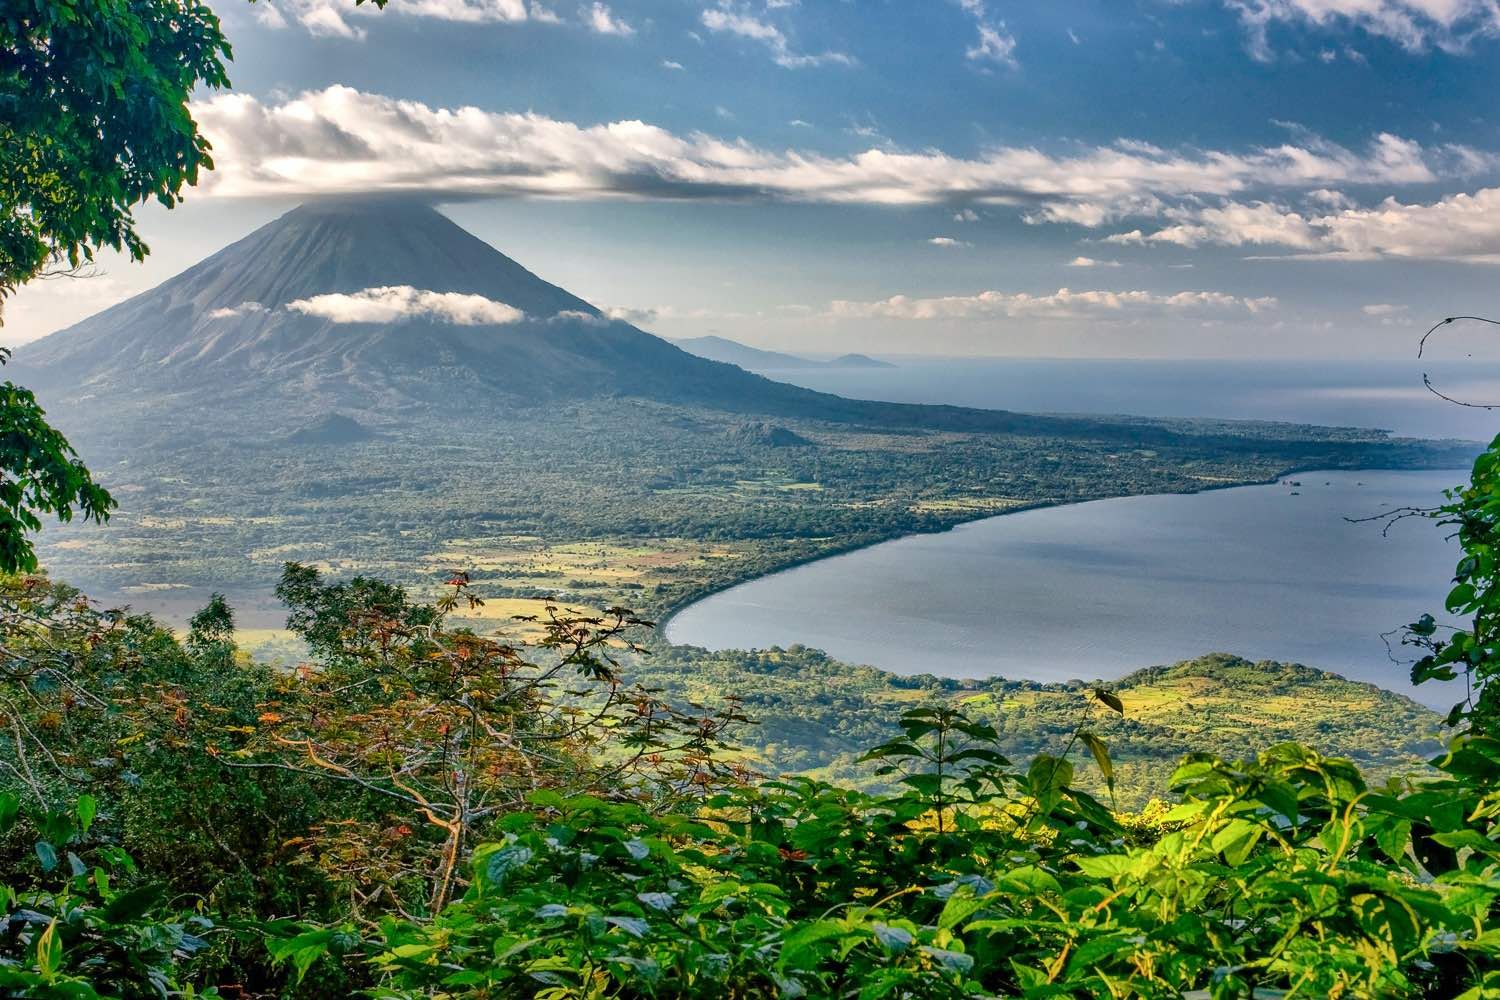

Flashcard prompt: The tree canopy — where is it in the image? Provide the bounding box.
[0,0,232,303]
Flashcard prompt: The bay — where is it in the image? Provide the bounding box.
[666,469,1466,706]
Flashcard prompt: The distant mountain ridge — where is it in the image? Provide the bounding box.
[672,335,894,371]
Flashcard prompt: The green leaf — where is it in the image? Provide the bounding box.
[36,921,62,980]
[938,892,985,930]
[1430,829,1500,855]
[780,920,847,970]
[75,795,96,835]
[101,884,164,923]
[700,881,743,905]
[1212,818,1263,866]
[606,915,649,938]
[997,865,1062,895]
[636,892,675,912]
[1373,817,1412,863]
[1079,731,1114,790]
[919,946,974,975]
[269,929,337,982]
[871,923,913,953]
[1092,688,1125,714]
[478,844,533,891]
[0,793,18,835]
[34,841,57,873]
[1074,854,1131,879]
[1027,754,1074,798]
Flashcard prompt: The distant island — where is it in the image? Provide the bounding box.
[672,334,896,371]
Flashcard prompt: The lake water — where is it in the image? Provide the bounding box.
[666,469,1467,707]
[771,358,1500,443]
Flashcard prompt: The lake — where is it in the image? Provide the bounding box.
[666,469,1467,707]
[770,358,1500,442]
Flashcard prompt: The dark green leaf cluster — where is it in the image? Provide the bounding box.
[0,792,219,998]
[275,713,1500,998]
[0,0,231,300]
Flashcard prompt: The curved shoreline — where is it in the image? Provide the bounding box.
[655,462,1473,651]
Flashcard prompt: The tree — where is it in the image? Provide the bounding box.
[1398,433,1500,733]
[0,349,113,572]
[0,0,232,303]
[229,564,745,917]
[187,590,237,657]
[0,0,251,571]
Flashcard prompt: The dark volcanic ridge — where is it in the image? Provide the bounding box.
[285,413,379,446]
[728,420,814,448]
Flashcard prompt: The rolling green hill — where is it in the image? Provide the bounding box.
[631,646,1442,806]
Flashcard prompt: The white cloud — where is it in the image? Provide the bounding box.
[662,59,685,69]
[956,0,1018,65]
[953,208,980,222]
[604,305,658,324]
[928,236,972,247]
[1104,201,1326,250]
[829,288,1277,321]
[1109,186,1500,262]
[298,4,365,38]
[253,1,290,29]
[1223,0,1500,59]
[1363,302,1409,315]
[584,2,633,35]
[700,5,854,67]
[1068,256,1121,267]
[268,0,540,38]
[286,286,525,325]
[208,301,269,319]
[192,86,1488,231]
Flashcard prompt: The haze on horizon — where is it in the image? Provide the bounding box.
[9,0,1500,362]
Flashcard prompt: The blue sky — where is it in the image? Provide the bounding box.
[10,0,1500,358]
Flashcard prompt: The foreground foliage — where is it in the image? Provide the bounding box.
[273,708,1500,999]
[3,438,1500,995]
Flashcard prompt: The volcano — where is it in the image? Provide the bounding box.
[17,199,786,406]
[14,199,1089,435]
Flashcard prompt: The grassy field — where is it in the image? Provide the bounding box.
[36,394,1471,628]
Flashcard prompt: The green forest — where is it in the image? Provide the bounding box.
[10,1,1500,998]
[6,474,1500,997]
